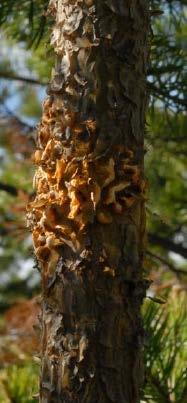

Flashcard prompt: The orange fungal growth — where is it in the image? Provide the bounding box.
[33,149,43,164]
[55,158,66,188]
[27,95,145,270]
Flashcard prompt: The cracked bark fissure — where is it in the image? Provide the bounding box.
[28,1,150,402]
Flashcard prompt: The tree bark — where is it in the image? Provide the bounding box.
[28,1,150,402]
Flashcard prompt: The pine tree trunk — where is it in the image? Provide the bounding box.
[28,1,150,402]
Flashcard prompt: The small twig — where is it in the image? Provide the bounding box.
[0,72,47,86]
[0,181,18,196]
[148,82,187,108]
[1,104,36,132]
[148,232,187,259]
[146,250,187,276]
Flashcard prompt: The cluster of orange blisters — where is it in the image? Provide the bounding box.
[27,97,145,273]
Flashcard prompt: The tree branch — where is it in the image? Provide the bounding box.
[0,72,47,86]
[146,250,187,276]
[0,181,18,196]
[148,232,187,259]
[148,82,187,108]
[0,104,36,132]
[148,64,183,76]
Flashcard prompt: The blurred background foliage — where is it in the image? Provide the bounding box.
[0,0,186,402]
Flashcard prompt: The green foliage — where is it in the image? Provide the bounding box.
[145,107,187,277]
[142,296,187,402]
[0,0,49,48]
[146,109,187,228]
[26,44,53,82]
[0,362,39,403]
[19,87,42,119]
[148,1,187,112]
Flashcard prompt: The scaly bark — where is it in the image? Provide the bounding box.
[27,0,150,402]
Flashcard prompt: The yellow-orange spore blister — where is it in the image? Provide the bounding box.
[28,97,145,269]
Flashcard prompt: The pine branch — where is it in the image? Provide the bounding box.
[0,72,47,86]
[0,104,36,132]
[146,250,187,276]
[148,232,187,259]
[148,374,171,403]
[148,82,187,108]
[0,181,18,196]
[148,64,183,75]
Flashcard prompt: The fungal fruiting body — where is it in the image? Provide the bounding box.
[27,98,145,274]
